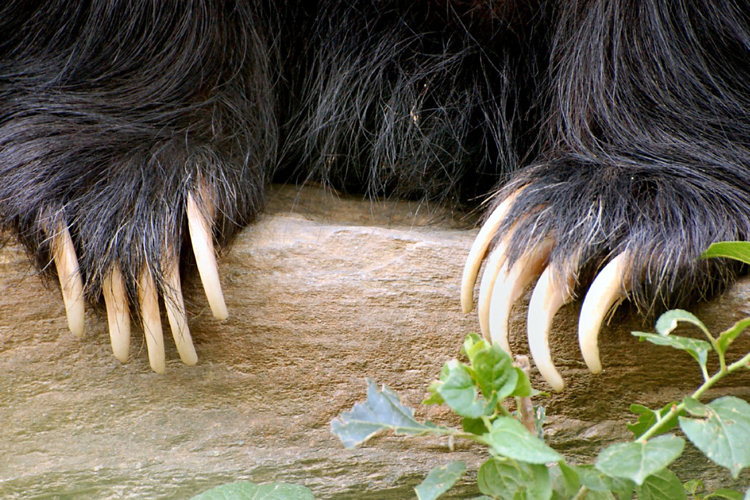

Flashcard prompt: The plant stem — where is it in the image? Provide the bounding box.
[638,350,750,442]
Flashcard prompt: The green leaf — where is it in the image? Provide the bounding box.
[704,488,745,500]
[595,434,685,485]
[510,366,535,397]
[549,462,580,499]
[191,481,314,500]
[683,397,709,417]
[679,396,750,478]
[682,478,704,496]
[437,360,489,418]
[462,417,489,435]
[423,381,445,406]
[481,416,563,464]
[477,457,552,500]
[627,403,682,439]
[473,345,518,401]
[716,318,750,356]
[331,379,441,448]
[462,333,488,360]
[635,468,686,500]
[575,465,634,496]
[701,241,750,265]
[631,332,711,369]
[414,461,466,500]
[654,309,710,337]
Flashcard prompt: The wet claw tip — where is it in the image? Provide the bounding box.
[51,224,85,337]
[578,252,631,374]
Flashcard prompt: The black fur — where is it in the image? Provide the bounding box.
[1,1,748,321]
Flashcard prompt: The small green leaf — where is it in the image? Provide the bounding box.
[510,366,536,397]
[462,333,487,361]
[437,360,489,418]
[679,396,750,478]
[462,417,489,435]
[701,241,750,265]
[477,457,552,500]
[627,403,681,439]
[683,397,709,417]
[682,478,704,496]
[635,468,686,500]
[414,461,466,500]
[654,309,710,337]
[191,481,314,500]
[549,462,580,499]
[595,434,685,485]
[575,465,634,496]
[704,488,745,500]
[632,332,711,369]
[716,318,750,356]
[472,345,518,401]
[481,416,563,464]
[331,379,441,448]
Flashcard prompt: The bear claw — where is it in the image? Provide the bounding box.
[51,225,86,338]
[578,252,631,374]
[103,265,130,363]
[187,193,228,321]
[462,194,634,391]
[50,193,228,372]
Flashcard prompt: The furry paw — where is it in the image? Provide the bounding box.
[49,192,227,373]
[461,164,747,391]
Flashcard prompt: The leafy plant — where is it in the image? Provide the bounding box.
[190,481,314,499]
[331,242,750,500]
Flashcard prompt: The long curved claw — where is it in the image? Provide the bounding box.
[163,259,198,366]
[187,193,228,321]
[460,191,521,313]
[103,265,130,362]
[527,266,573,392]
[578,252,630,374]
[138,266,165,374]
[477,243,507,340]
[51,225,85,337]
[487,240,553,353]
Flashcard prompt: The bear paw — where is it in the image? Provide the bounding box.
[460,170,745,391]
[49,192,227,374]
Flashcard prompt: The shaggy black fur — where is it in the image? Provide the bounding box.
[0,1,748,319]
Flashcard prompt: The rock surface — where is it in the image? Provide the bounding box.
[1,185,748,498]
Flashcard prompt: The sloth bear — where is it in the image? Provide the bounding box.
[1,1,748,389]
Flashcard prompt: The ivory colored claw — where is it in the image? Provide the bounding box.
[163,259,198,366]
[527,266,573,392]
[138,266,166,374]
[477,243,507,340]
[578,252,630,374]
[487,240,554,353]
[460,191,521,313]
[52,225,85,337]
[103,265,130,362]
[187,193,228,320]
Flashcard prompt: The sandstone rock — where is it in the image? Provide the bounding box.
[1,185,748,498]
